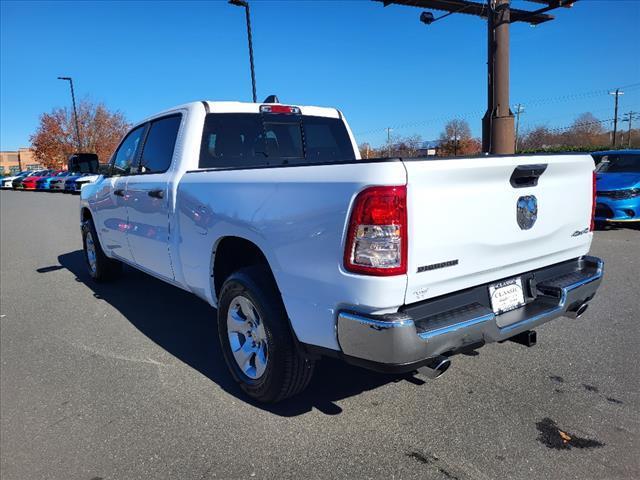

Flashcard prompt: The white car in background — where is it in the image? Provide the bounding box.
[1,171,30,189]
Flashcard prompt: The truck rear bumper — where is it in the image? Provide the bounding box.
[337,256,603,372]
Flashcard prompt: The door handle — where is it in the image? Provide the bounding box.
[113,189,125,197]
[148,189,164,199]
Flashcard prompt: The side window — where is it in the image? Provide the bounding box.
[140,115,182,174]
[112,125,146,175]
[303,116,354,163]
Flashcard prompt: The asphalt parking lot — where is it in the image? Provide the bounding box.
[1,189,638,480]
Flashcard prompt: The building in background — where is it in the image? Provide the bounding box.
[0,148,43,175]
[418,140,440,157]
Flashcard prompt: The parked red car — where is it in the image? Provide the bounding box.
[21,170,54,190]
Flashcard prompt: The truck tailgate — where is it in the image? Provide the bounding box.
[403,154,595,305]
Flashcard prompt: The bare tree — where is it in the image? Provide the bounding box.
[563,112,605,146]
[391,134,423,158]
[358,142,372,159]
[519,125,553,150]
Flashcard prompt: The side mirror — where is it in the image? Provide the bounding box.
[98,163,113,177]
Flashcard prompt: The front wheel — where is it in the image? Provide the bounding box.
[81,218,121,282]
[217,265,314,403]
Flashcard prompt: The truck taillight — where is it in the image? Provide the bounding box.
[590,170,596,231]
[344,185,407,276]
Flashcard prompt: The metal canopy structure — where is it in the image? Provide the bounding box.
[380,0,555,24]
[375,0,578,154]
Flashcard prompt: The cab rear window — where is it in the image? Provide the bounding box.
[199,113,355,169]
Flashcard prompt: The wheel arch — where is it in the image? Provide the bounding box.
[211,235,312,363]
[211,236,280,303]
[80,206,93,223]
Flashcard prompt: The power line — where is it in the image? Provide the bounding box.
[354,83,640,137]
[622,111,640,148]
[363,109,640,150]
[523,82,640,108]
[546,118,614,134]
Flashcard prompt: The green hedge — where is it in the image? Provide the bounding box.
[516,145,624,154]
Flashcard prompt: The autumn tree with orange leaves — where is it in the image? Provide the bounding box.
[438,119,481,156]
[30,100,130,169]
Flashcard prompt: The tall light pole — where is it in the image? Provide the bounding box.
[229,0,257,103]
[514,103,525,152]
[609,88,624,148]
[57,76,81,150]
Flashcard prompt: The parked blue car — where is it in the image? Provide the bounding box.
[64,173,88,193]
[36,170,65,190]
[592,150,640,223]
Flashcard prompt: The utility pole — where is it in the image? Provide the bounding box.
[57,76,81,151]
[229,0,257,103]
[623,111,638,148]
[609,88,624,148]
[483,0,515,154]
[514,103,525,152]
[375,0,576,155]
[386,127,393,157]
[453,123,459,156]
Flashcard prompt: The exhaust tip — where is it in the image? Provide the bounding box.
[566,302,589,319]
[418,356,451,379]
[576,303,589,318]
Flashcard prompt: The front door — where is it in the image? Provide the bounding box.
[92,124,146,263]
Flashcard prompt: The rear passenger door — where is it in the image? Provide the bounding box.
[125,114,182,280]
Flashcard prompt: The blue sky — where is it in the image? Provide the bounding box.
[1,0,639,150]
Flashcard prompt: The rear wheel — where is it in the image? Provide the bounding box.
[82,218,121,282]
[217,265,314,403]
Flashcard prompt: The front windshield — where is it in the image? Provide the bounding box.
[596,153,640,173]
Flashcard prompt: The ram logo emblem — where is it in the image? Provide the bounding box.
[517,195,538,230]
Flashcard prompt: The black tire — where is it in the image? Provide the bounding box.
[81,217,122,282]
[217,265,314,403]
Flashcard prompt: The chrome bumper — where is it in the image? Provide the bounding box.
[337,256,604,369]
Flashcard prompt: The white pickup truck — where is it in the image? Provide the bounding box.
[80,99,604,403]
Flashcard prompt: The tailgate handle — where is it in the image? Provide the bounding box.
[510,164,547,188]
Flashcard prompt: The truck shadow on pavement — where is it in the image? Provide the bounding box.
[46,250,423,417]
